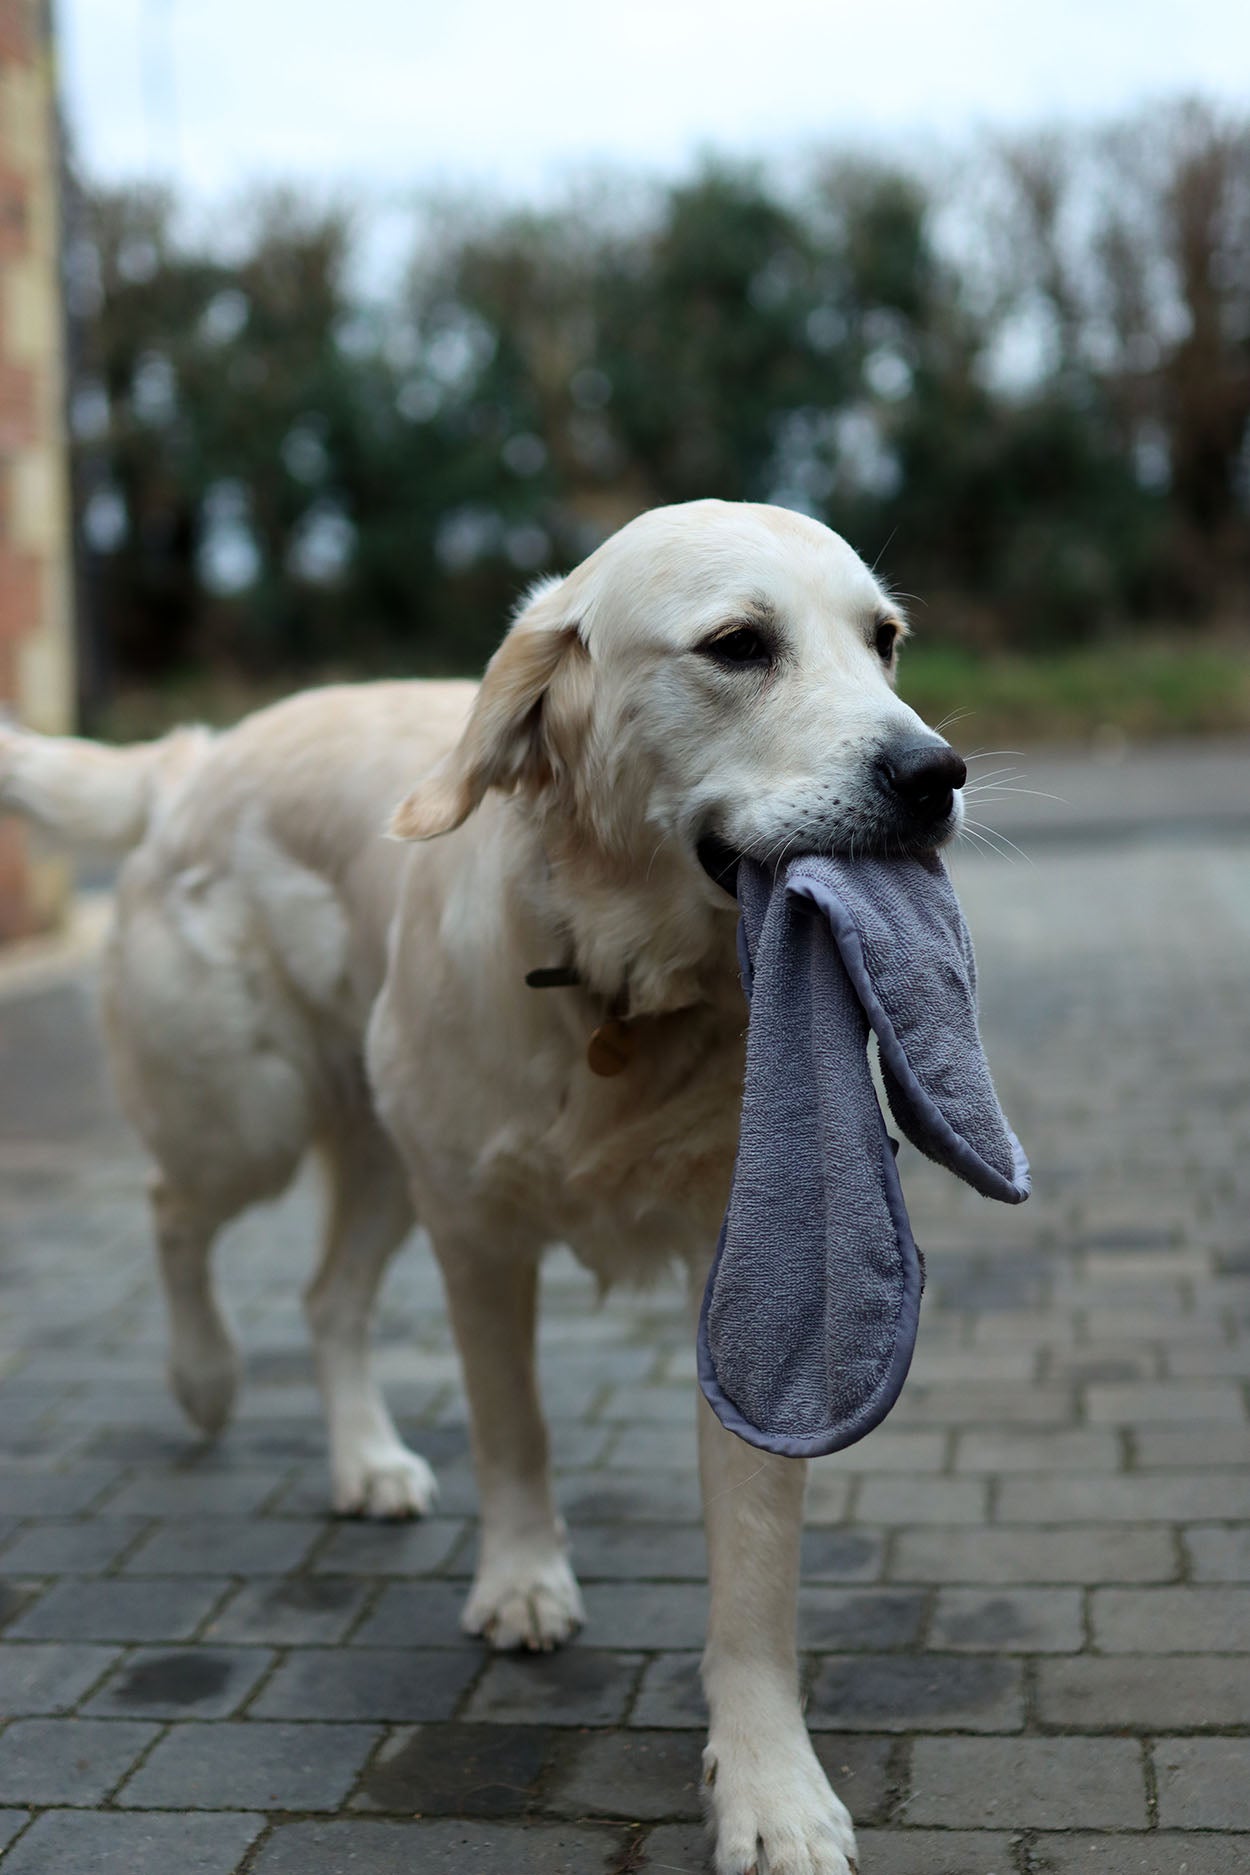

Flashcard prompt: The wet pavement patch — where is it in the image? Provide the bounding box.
[109,1651,233,1708]
[355,1722,553,1817]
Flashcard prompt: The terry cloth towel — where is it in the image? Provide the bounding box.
[697,851,1030,1458]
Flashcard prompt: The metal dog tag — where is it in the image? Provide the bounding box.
[587,1018,635,1077]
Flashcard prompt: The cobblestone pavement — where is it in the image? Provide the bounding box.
[1,811,1249,1872]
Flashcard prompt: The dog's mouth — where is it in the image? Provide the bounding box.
[696,832,742,900]
[698,812,958,899]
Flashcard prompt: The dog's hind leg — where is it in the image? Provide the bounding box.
[430,1229,583,1652]
[151,1177,241,1438]
[305,1121,434,1520]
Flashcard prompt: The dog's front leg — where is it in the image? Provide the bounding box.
[699,1396,858,1875]
[432,1232,584,1652]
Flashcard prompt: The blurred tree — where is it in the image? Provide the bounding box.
[69,103,1250,698]
[998,100,1250,618]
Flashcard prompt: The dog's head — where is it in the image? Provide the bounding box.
[392,500,964,906]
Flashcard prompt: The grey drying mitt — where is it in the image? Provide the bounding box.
[697,851,1029,1458]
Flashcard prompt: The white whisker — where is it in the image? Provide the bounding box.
[964,785,1068,806]
[931,706,974,737]
[964,816,1033,866]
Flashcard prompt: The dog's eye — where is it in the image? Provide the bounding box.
[701,626,773,669]
[874,620,898,662]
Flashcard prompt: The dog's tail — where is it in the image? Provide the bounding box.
[0,718,213,854]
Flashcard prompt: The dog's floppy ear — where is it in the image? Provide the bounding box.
[390,581,588,842]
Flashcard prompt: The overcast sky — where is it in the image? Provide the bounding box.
[59,0,1250,205]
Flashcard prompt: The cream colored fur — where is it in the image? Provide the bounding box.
[2,500,967,1875]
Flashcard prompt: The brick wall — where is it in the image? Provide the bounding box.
[0,0,74,940]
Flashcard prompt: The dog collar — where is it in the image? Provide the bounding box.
[525,963,636,1078]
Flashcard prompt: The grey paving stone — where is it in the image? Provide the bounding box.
[807,1654,1024,1733]
[1184,1524,1250,1581]
[352,1722,553,1816]
[629,1654,704,1729]
[83,1646,274,1719]
[251,1818,620,1872]
[1166,1345,1250,1378]
[0,1719,158,1805]
[811,1735,895,1827]
[891,1525,1176,1584]
[547,1727,702,1821]
[7,1576,227,1642]
[1091,1586,1250,1651]
[800,1527,887,1583]
[545,1424,616,1469]
[542,1344,657,1386]
[568,1524,708,1580]
[118,1720,380,1811]
[0,1519,148,1575]
[0,1468,122,1516]
[891,1382,1075,1426]
[1038,1656,1250,1729]
[970,1311,1077,1349]
[0,1642,119,1714]
[644,1647,992,1738]
[556,1472,705,1526]
[635,1824,710,1869]
[607,1426,703,1469]
[930,1587,1084,1652]
[797,1469,858,1523]
[799,1588,927,1652]
[1136,1426,1250,1467]
[206,1575,374,1644]
[548,1728,892,1828]
[312,1519,467,1576]
[906,1735,1145,1827]
[0,1808,265,1874]
[0,1812,29,1854]
[853,1477,988,1524]
[811,1431,947,1475]
[1154,1736,1250,1828]
[0,1583,38,1632]
[1028,1834,1250,1874]
[1047,1348,1160,1384]
[852,1829,1019,1873]
[1085,1382,1247,1423]
[87,1418,325,1466]
[102,1470,290,1516]
[463,1648,641,1726]
[907,1345,1036,1382]
[1083,1309,1225,1344]
[252,1647,478,1722]
[347,1582,472,1650]
[597,1385,692,1422]
[122,1517,322,1575]
[576,1583,709,1651]
[954,1428,1122,1472]
[579,1582,920,1653]
[998,1473,1250,1522]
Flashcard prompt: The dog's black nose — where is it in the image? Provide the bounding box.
[877,741,967,824]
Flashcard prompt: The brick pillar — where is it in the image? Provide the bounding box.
[0,0,74,940]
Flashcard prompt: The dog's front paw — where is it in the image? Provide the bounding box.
[704,1728,858,1875]
[462,1545,585,1652]
[331,1442,438,1519]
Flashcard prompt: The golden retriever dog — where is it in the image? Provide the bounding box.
[2,500,968,1875]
